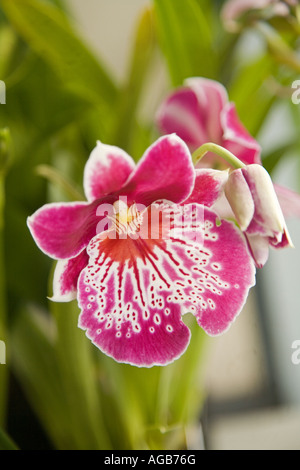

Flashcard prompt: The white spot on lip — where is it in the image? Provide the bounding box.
[133,323,141,333]
[154,313,161,325]
[143,310,150,320]
[212,263,221,271]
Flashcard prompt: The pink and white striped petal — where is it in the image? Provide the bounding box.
[122,134,195,207]
[78,201,256,367]
[52,250,89,302]
[184,169,229,207]
[83,141,135,202]
[27,200,100,260]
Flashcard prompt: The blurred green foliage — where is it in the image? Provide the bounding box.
[0,0,299,450]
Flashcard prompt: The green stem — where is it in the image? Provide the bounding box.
[296,4,300,24]
[192,142,246,168]
[35,164,84,201]
[255,21,300,73]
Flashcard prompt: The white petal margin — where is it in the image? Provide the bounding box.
[50,259,78,302]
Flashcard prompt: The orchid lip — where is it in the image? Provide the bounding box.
[78,201,256,366]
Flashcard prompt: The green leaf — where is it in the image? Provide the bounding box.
[0,127,12,176]
[153,0,215,85]
[228,54,275,136]
[50,298,113,449]
[262,141,297,174]
[0,426,18,450]
[11,299,115,449]
[0,0,117,110]
[97,317,207,450]
[0,25,18,78]
[10,305,72,449]
[35,164,84,202]
[112,6,157,155]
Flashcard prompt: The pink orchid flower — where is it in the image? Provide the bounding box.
[156,77,299,266]
[156,77,262,168]
[221,0,298,32]
[28,134,256,367]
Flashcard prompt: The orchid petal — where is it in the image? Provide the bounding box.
[156,78,228,154]
[191,207,256,335]
[221,0,274,31]
[83,141,135,202]
[27,200,100,260]
[122,134,195,207]
[269,227,294,250]
[242,164,287,237]
[185,77,228,144]
[221,103,262,165]
[221,0,293,32]
[224,164,294,266]
[156,87,208,151]
[211,192,236,220]
[184,169,229,207]
[51,250,89,302]
[78,201,256,366]
[225,168,255,230]
[274,183,300,219]
[245,233,270,268]
[156,78,261,168]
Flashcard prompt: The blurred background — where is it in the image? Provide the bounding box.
[0,0,300,450]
